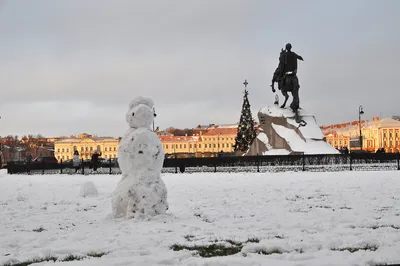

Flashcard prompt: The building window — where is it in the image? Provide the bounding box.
[90,147,93,152]
[166,144,168,149]
[190,144,192,149]
[62,156,65,160]
[67,156,69,160]
[105,155,108,158]
[81,147,84,152]
[390,133,393,138]
[57,148,60,152]
[85,147,88,152]
[62,148,64,152]
[214,144,216,148]
[66,148,69,153]
[105,147,108,151]
[198,144,201,148]
[184,144,186,149]
[114,147,116,151]
[180,144,182,149]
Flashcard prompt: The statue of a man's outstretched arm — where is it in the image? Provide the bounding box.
[296,53,304,61]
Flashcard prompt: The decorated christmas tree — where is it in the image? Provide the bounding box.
[234,80,257,153]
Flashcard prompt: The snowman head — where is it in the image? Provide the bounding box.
[126,96,155,129]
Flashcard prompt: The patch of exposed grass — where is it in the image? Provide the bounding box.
[171,243,242,257]
[86,251,108,258]
[224,239,242,246]
[171,236,275,258]
[31,227,45,233]
[252,248,283,255]
[246,237,260,243]
[2,251,108,266]
[184,235,195,241]
[60,254,84,262]
[2,256,57,266]
[331,244,378,253]
[369,225,400,230]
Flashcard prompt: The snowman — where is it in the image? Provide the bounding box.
[112,96,168,219]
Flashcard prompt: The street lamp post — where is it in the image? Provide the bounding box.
[359,105,364,151]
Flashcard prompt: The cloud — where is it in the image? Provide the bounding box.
[0,0,399,136]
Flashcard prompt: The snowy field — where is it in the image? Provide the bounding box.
[1,169,400,266]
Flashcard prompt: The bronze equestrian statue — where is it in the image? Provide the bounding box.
[271,43,304,112]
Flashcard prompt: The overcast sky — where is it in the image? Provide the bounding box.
[0,0,399,137]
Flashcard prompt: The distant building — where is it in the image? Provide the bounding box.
[159,126,238,158]
[54,134,120,162]
[321,117,400,152]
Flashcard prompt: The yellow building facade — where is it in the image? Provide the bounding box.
[54,135,120,162]
[322,117,400,152]
[159,127,237,157]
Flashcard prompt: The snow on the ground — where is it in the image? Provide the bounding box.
[1,169,400,266]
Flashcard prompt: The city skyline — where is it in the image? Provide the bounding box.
[0,112,394,139]
[0,0,399,137]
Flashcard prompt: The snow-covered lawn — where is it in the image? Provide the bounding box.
[1,169,400,266]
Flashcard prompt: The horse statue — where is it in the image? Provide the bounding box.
[270,44,303,112]
[270,44,306,126]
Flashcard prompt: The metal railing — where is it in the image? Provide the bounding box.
[5,153,400,175]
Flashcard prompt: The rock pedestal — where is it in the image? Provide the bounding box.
[247,105,339,155]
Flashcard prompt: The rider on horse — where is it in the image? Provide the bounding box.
[271,43,304,111]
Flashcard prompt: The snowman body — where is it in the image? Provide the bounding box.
[112,97,168,219]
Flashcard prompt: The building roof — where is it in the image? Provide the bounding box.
[202,128,237,136]
[322,117,400,136]
[368,118,400,129]
[55,137,118,143]
[158,136,201,142]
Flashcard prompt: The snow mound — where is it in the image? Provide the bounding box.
[79,181,98,197]
[247,105,339,155]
